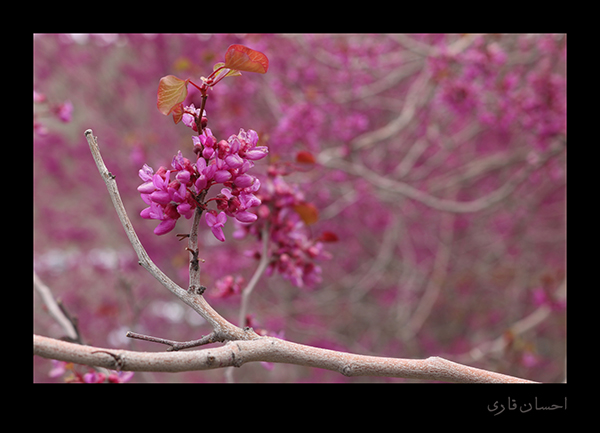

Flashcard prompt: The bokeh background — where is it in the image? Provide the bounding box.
[34,34,566,382]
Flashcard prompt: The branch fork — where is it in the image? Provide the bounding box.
[83,129,258,343]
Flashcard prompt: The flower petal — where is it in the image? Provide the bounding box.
[154,218,177,235]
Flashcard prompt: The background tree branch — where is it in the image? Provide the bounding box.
[34,271,79,342]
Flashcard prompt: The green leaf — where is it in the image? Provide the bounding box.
[157,75,189,118]
[224,44,269,74]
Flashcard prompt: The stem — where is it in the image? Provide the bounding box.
[187,204,204,294]
[197,94,208,135]
[238,222,271,327]
[188,79,209,134]
[126,331,224,351]
[188,80,205,93]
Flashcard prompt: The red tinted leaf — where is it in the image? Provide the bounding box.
[170,103,184,124]
[318,231,339,242]
[296,151,316,164]
[293,202,319,225]
[224,44,269,74]
[157,75,189,117]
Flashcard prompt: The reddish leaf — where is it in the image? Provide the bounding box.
[296,151,316,164]
[224,45,269,74]
[170,103,184,124]
[318,231,339,242]
[157,75,189,118]
[293,202,319,225]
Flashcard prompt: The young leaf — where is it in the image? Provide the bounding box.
[170,103,185,124]
[213,62,242,78]
[157,75,189,119]
[296,151,316,164]
[293,202,319,225]
[318,231,339,242]
[224,44,269,74]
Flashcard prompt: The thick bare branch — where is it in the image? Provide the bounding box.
[34,334,536,382]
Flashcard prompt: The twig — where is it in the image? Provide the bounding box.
[34,334,537,382]
[349,66,433,151]
[403,191,456,339]
[454,279,566,364]
[34,272,79,342]
[126,331,224,351]
[238,222,271,327]
[321,140,565,213]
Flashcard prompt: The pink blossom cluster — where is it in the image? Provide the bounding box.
[138,105,268,239]
[211,274,245,298]
[234,168,332,288]
[33,90,73,135]
[49,360,133,383]
[428,37,565,150]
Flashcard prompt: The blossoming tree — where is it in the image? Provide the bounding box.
[34,34,565,383]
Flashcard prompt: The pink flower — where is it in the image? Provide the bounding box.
[83,371,106,383]
[235,210,258,223]
[108,371,135,383]
[154,218,177,236]
[181,104,206,132]
[54,101,73,122]
[49,360,67,378]
[205,211,227,242]
[211,275,244,299]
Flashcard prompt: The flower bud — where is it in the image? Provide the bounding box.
[225,153,244,169]
[235,210,258,223]
[215,169,232,183]
[234,173,254,188]
[203,147,214,160]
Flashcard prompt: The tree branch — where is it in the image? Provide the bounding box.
[187,205,205,295]
[34,272,79,342]
[34,334,536,382]
[320,140,565,213]
[238,222,271,327]
[83,129,255,341]
[125,331,224,351]
[76,129,540,383]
